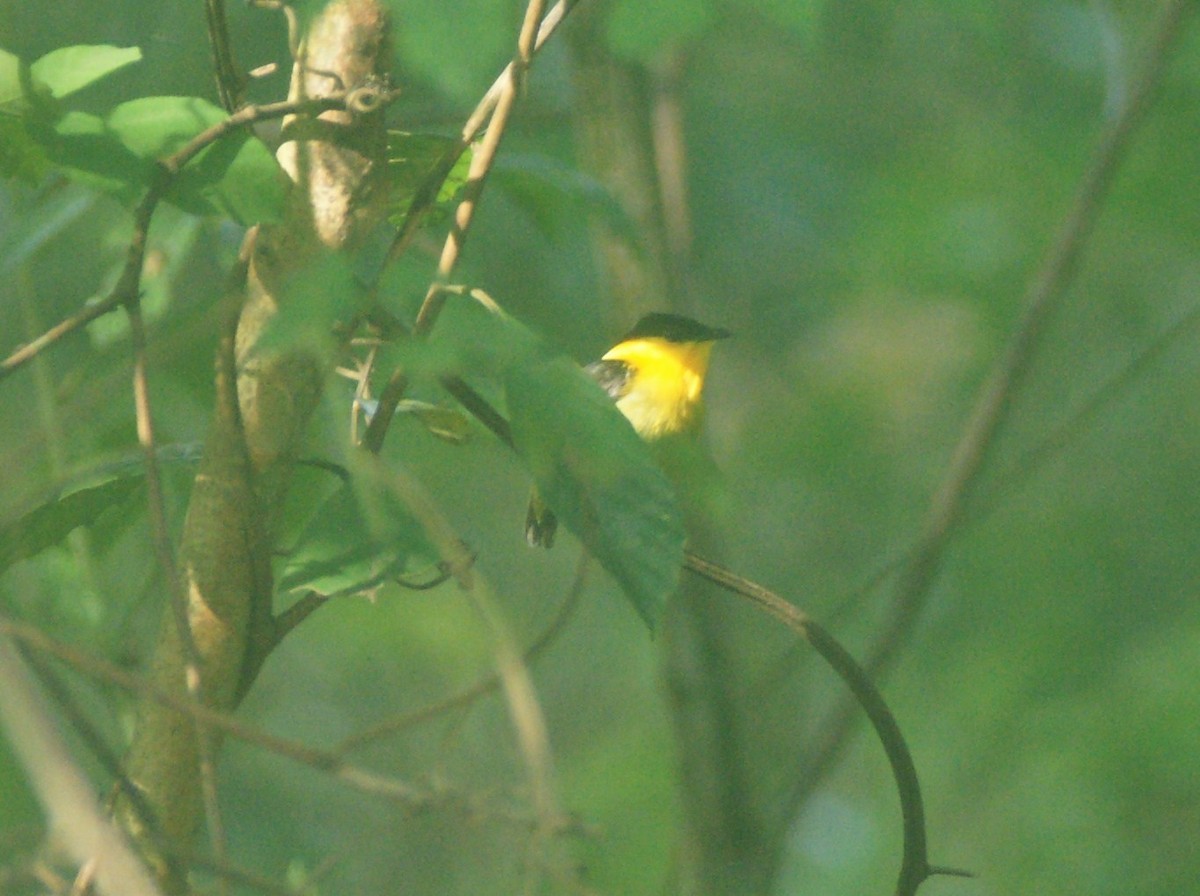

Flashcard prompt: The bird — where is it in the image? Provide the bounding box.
[525,311,730,548]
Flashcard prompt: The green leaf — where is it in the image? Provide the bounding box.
[0,47,33,113]
[279,459,434,598]
[0,116,50,183]
[431,296,685,628]
[29,45,141,100]
[39,108,146,198]
[0,477,143,576]
[508,355,685,629]
[494,154,638,243]
[385,130,471,231]
[31,95,287,224]
[106,95,288,224]
[426,288,542,382]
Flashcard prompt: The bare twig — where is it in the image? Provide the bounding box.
[335,551,589,756]
[361,0,580,454]
[0,636,163,896]
[270,590,329,644]
[835,296,1200,626]
[17,646,174,877]
[412,0,548,334]
[205,0,244,110]
[365,454,569,884]
[17,644,376,896]
[787,0,1193,832]
[0,616,432,808]
[371,459,553,762]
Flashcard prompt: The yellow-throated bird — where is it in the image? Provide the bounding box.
[525,312,730,547]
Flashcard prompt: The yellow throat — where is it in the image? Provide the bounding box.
[601,337,717,440]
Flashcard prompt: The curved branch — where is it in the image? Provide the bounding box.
[680,551,955,896]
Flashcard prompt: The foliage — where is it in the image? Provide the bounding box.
[1,1,1198,895]
[1,43,287,222]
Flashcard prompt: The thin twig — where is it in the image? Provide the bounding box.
[361,0,580,454]
[16,650,363,896]
[786,0,1192,831]
[462,0,579,141]
[17,646,176,879]
[0,637,164,896]
[412,0,549,335]
[205,0,244,110]
[0,616,432,808]
[270,590,329,645]
[368,455,567,871]
[335,551,589,756]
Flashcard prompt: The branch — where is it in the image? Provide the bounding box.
[679,552,972,896]
[363,457,562,822]
[344,309,950,891]
[125,294,231,883]
[205,0,244,110]
[112,2,397,886]
[0,636,163,896]
[361,0,581,454]
[0,615,431,808]
[334,550,589,756]
[412,0,549,334]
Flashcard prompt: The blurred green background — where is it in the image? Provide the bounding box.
[2,1,1198,894]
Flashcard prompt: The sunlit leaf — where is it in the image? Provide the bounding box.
[29,45,141,100]
[106,95,288,224]
[36,109,144,198]
[385,130,471,231]
[27,94,287,223]
[0,47,35,113]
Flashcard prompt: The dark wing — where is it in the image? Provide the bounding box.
[585,358,634,401]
